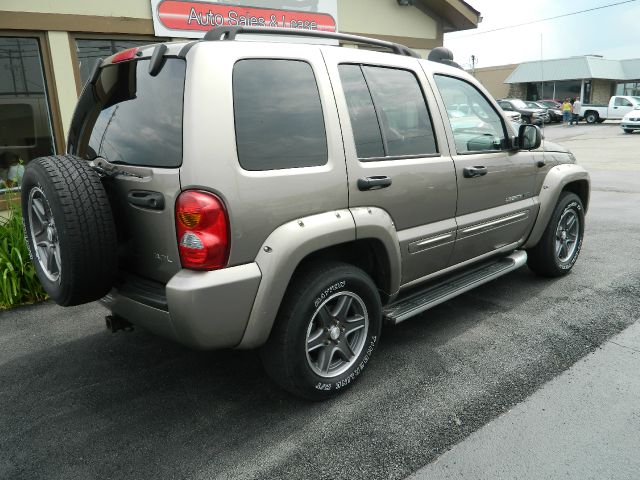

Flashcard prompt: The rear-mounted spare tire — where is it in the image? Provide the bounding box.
[21,155,117,306]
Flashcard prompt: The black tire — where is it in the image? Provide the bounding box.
[522,116,531,124]
[21,155,117,306]
[527,192,584,277]
[623,129,633,134]
[261,262,382,400]
[584,111,599,124]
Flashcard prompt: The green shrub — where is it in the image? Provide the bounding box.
[0,197,48,309]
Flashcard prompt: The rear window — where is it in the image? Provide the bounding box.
[72,58,185,168]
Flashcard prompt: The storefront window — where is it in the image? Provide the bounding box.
[0,36,56,190]
[75,39,155,86]
[615,81,640,96]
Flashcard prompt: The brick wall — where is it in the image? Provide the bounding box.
[506,83,525,99]
[590,79,614,104]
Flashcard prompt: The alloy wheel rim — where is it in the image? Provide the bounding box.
[28,187,62,282]
[305,291,369,378]
[555,209,580,263]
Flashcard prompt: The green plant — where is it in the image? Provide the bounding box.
[0,195,47,309]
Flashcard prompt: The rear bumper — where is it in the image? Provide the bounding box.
[101,263,262,349]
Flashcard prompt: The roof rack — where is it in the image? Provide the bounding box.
[203,26,421,58]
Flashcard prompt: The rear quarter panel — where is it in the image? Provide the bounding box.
[179,42,348,267]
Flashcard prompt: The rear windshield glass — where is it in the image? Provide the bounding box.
[71,58,185,168]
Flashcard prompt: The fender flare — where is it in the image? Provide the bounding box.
[237,208,401,349]
[523,164,590,249]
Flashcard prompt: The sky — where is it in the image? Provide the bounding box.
[444,0,640,69]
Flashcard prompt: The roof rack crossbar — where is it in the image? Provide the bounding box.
[203,26,421,58]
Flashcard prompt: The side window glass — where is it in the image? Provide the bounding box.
[339,64,438,160]
[434,75,506,154]
[362,66,438,157]
[338,65,385,158]
[233,59,328,171]
[615,97,632,107]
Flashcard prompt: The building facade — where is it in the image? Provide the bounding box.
[469,55,640,104]
[0,0,479,184]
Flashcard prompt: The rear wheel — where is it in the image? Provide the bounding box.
[21,155,117,306]
[527,192,584,277]
[584,111,599,124]
[261,262,382,400]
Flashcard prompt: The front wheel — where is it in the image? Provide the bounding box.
[527,192,585,277]
[261,262,382,400]
[623,128,634,134]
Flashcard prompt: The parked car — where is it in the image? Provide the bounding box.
[579,95,640,123]
[528,100,562,123]
[498,99,549,125]
[538,99,562,109]
[502,110,522,123]
[524,101,554,123]
[21,28,590,400]
[621,106,640,133]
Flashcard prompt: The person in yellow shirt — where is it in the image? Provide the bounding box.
[562,99,572,126]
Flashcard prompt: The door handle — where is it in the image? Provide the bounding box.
[463,166,488,178]
[127,190,165,210]
[357,175,392,191]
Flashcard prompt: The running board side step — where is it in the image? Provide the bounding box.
[383,251,528,325]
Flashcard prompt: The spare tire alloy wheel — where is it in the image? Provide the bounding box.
[27,187,61,283]
[21,155,117,306]
[261,262,382,400]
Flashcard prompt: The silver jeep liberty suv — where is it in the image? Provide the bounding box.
[22,27,589,400]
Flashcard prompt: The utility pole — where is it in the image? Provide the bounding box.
[470,55,477,77]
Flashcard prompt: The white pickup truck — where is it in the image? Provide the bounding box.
[580,95,640,124]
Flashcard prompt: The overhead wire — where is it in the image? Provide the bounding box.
[448,0,639,38]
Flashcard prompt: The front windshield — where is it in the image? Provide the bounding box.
[511,99,528,109]
[632,96,640,104]
[526,102,540,109]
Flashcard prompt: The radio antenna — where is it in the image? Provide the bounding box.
[540,33,546,160]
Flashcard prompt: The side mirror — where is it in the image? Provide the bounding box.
[518,124,542,150]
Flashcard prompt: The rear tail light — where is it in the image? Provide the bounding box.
[175,191,229,270]
[112,47,138,63]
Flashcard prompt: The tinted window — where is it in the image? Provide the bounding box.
[363,66,437,157]
[339,65,437,159]
[338,65,384,158]
[434,75,506,154]
[75,59,185,168]
[233,59,327,171]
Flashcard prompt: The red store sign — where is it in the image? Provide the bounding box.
[156,0,337,34]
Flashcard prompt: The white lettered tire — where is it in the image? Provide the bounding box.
[261,261,382,400]
[527,192,584,277]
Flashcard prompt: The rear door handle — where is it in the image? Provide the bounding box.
[127,190,165,210]
[463,166,488,178]
[357,175,392,191]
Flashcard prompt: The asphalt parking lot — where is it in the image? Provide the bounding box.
[1,122,639,480]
